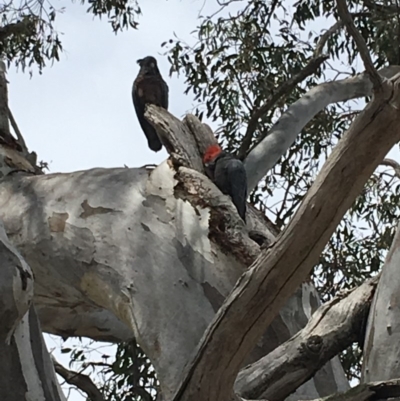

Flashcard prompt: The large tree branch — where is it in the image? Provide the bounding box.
[362,217,400,381]
[235,275,379,400]
[173,75,400,401]
[336,0,382,91]
[244,65,400,192]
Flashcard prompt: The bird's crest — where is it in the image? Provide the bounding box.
[203,144,222,163]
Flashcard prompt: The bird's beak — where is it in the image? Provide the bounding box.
[136,59,142,65]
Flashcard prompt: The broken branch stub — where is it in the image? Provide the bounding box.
[144,104,204,173]
[173,74,400,401]
[183,114,218,158]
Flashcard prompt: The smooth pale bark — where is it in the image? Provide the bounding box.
[245,65,400,192]
[362,219,400,381]
[0,161,347,400]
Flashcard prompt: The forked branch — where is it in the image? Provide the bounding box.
[336,0,382,90]
[238,55,328,159]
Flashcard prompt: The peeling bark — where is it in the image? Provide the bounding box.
[0,160,348,400]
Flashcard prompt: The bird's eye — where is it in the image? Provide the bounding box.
[150,63,155,69]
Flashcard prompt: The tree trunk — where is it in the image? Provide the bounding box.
[0,161,349,399]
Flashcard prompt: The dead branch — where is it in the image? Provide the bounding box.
[53,357,105,401]
[336,0,382,91]
[8,106,28,154]
[172,74,400,401]
[145,105,204,173]
[235,275,379,400]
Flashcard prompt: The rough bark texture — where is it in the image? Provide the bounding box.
[236,276,379,400]
[362,218,400,381]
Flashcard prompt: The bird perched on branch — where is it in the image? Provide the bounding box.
[132,56,169,152]
[203,144,247,222]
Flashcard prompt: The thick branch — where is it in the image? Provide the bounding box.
[53,357,105,401]
[235,275,379,400]
[174,76,400,401]
[336,0,382,90]
[238,55,328,160]
[244,65,400,192]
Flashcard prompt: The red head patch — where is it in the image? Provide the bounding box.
[203,144,222,164]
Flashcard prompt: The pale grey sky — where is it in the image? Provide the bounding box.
[8,0,226,173]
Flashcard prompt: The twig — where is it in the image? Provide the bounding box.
[52,356,105,401]
[380,158,400,178]
[8,107,28,154]
[314,12,370,57]
[336,0,382,91]
[238,55,328,159]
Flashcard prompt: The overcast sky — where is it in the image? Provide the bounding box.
[6,0,398,399]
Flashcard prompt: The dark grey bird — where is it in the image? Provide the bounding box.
[203,144,248,222]
[132,56,169,152]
